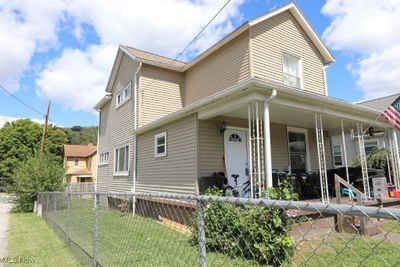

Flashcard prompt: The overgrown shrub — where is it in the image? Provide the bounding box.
[267,179,299,201]
[8,153,65,212]
[191,186,294,266]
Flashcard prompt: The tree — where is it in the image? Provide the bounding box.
[9,153,65,212]
[0,119,68,185]
[63,126,98,145]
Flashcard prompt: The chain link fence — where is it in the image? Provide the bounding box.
[36,192,400,267]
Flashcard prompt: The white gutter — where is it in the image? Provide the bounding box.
[94,94,112,111]
[134,78,389,135]
[264,90,276,189]
[132,62,142,195]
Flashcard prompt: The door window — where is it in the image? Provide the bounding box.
[288,131,308,174]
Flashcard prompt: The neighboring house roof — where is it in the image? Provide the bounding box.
[64,144,97,157]
[67,168,92,176]
[357,93,400,112]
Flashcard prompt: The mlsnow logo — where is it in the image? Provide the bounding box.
[0,257,36,264]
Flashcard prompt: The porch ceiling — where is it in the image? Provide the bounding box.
[219,102,385,133]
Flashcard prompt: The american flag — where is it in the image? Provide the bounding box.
[383,95,400,130]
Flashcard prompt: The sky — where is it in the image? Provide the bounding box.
[0,0,399,127]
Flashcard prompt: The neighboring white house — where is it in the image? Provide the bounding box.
[331,93,400,168]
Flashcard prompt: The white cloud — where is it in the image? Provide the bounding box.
[322,0,400,100]
[0,0,65,91]
[36,44,116,112]
[65,0,244,57]
[35,0,244,112]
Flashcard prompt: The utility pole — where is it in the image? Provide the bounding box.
[40,100,51,154]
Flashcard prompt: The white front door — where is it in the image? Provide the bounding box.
[224,128,249,188]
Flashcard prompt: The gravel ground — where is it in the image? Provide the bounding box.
[0,194,12,267]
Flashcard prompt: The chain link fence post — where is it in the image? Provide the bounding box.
[197,200,207,267]
[66,192,71,244]
[54,193,57,225]
[92,193,100,267]
[45,193,49,221]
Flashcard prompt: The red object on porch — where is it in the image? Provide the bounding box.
[394,190,400,198]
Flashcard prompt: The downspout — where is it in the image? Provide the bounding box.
[95,111,100,192]
[264,89,277,190]
[323,65,329,96]
[132,62,142,194]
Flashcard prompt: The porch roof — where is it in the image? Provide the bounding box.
[134,77,391,135]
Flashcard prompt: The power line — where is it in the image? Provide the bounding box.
[136,0,232,99]
[0,83,45,117]
[174,0,232,62]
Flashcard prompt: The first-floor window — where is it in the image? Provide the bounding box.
[333,145,343,166]
[115,146,129,173]
[99,152,109,165]
[154,132,167,157]
[364,140,378,155]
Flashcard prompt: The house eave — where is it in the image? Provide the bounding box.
[248,3,334,64]
[94,94,112,111]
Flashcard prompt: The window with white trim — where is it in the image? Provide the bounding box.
[74,158,79,167]
[116,82,131,107]
[99,152,109,165]
[333,145,343,166]
[154,132,167,157]
[364,140,378,155]
[114,146,129,174]
[283,54,302,88]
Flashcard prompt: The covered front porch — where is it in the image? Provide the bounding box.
[197,85,400,203]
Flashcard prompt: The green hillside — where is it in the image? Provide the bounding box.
[63,126,98,145]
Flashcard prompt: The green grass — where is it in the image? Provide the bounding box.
[41,199,400,267]
[45,199,259,266]
[383,219,400,234]
[292,233,400,267]
[5,212,81,267]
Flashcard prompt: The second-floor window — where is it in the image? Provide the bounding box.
[115,145,129,174]
[99,152,109,165]
[74,158,79,167]
[283,54,302,88]
[116,82,131,107]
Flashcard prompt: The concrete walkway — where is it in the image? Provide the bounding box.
[0,194,11,267]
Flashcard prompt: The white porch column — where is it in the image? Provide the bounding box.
[392,129,400,189]
[341,120,350,183]
[264,101,273,189]
[247,103,254,198]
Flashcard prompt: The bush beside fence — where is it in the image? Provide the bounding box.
[36,192,400,267]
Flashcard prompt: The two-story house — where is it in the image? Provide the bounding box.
[94,3,399,202]
[64,144,97,184]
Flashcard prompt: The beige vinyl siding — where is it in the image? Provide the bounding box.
[309,130,333,172]
[184,32,250,105]
[198,119,333,177]
[136,115,197,194]
[138,64,184,127]
[199,120,224,177]
[251,11,326,95]
[97,54,140,193]
[270,124,289,170]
